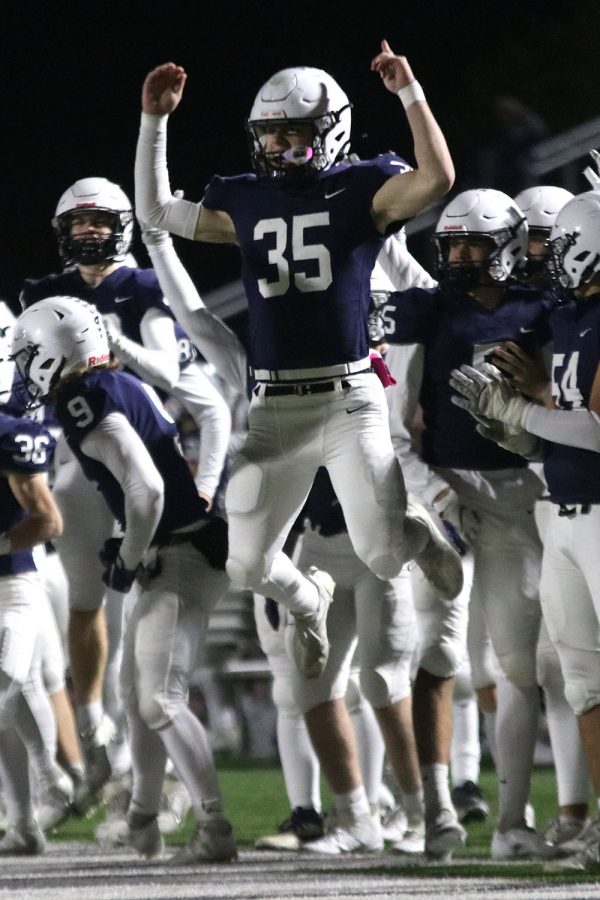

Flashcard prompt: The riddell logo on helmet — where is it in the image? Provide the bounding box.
[260,111,286,119]
[443,225,467,231]
[88,353,110,366]
[75,202,98,208]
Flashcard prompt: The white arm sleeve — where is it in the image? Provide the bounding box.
[144,232,249,395]
[109,307,180,391]
[523,404,600,453]
[376,229,437,291]
[170,362,232,499]
[385,342,450,506]
[135,112,201,239]
[80,412,164,570]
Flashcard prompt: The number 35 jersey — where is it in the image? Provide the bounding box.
[0,412,55,575]
[202,154,409,371]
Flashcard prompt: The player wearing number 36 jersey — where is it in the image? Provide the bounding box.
[135,43,463,682]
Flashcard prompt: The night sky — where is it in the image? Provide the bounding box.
[3,0,599,312]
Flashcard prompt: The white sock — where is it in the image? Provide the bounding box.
[76,700,103,733]
[495,678,540,831]
[333,785,370,824]
[159,709,223,822]
[451,698,481,786]
[421,763,452,823]
[351,703,385,807]
[543,685,589,807]
[277,714,321,811]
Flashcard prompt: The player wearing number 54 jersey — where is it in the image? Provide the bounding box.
[135,42,463,681]
[10,296,237,864]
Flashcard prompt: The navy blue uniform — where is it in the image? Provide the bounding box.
[382,284,553,470]
[202,154,409,371]
[544,295,600,504]
[54,369,207,542]
[0,413,55,576]
[21,268,197,374]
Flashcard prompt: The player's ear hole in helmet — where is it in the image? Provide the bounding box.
[52,177,134,268]
[433,188,528,290]
[10,296,111,406]
[246,67,352,181]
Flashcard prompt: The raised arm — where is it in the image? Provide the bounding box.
[370,40,455,233]
[135,63,236,244]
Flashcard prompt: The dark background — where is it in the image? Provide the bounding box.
[3,0,600,312]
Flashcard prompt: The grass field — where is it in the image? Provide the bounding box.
[50,754,597,884]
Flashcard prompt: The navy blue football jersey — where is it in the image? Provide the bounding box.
[202,154,409,370]
[543,295,600,504]
[54,369,208,541]
[21,267,196,374]
[0,412,55,575]
[383,284,553,470]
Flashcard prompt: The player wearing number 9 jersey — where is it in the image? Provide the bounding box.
[10,295,237,863]
[135,43,463,683]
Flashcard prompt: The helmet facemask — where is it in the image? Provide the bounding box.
[52,209,133,267]
[246,67,352,182]
[52,178,134,267]
[434,189,528,290]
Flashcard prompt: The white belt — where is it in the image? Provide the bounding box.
[250,356,372,383]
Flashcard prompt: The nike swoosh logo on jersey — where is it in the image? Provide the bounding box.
[114,296,132,303]
[580,327,592,337]
[519,326,535,333]
[324,188,347,199]
[346,403,370,414]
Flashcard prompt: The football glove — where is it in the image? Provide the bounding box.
[99,538,137,594]
[450,362,530,428]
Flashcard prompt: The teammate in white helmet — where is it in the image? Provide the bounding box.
[380,187,558,861]
[135,45,463,719]
[0,323,65,854]
[451,189,600,873]
[21,177,232,816]
[11,296,237,864]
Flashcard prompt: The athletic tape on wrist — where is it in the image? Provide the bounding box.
[396,81,426,109]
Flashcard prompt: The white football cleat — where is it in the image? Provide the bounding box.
[303,812,383,855]
[0,824,46,856]
[392,821,426,855]
[407,501,464,600]
[491,825,556,860]
[74,714,117,813]
[157,775,191,834]
[36,769,74,832]
[168,818,237,864]
[425,808,466,861]
[289,567,334,679]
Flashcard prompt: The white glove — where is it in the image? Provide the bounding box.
[449,362,530,428]
[583,149,600,189]
[102,313,122,347]
[432,487,479,555]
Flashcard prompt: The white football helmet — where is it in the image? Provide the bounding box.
[547,190,600,297]
[513,185,573,280]
[52,177,134,267]
[434,188,528,288]
[246,67,352,179]
[11,296,110,404]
